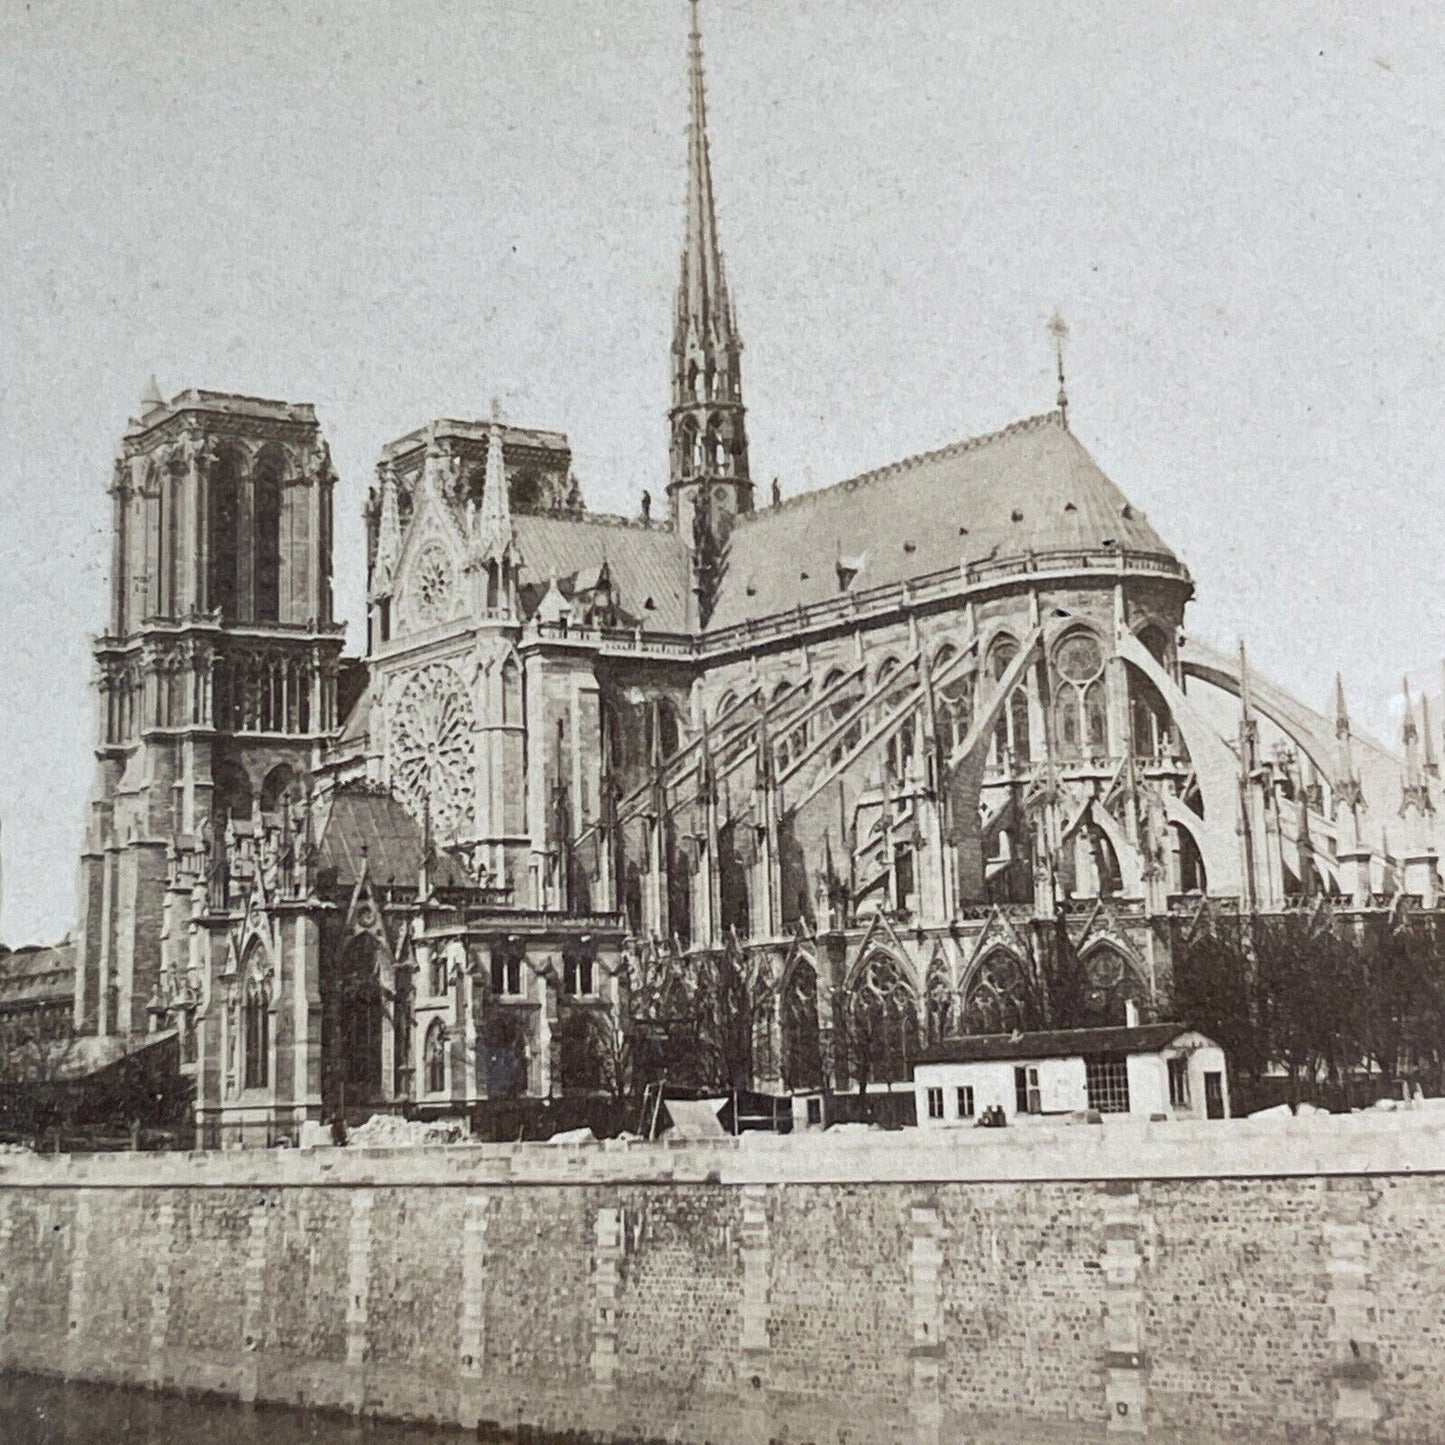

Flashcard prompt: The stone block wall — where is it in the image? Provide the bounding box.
[2,1117,1444,1443]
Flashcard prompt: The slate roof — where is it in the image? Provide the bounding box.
[515,514,692,632]
[315,788,471,890]
[0,940,75,1010]
[915,1023,1199,1067]
[708,411,1181,631]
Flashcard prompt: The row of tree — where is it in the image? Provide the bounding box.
[1171,907,1445,1111]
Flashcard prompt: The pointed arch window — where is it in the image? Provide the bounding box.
[771,680,797,771]
[424,1018,447,1095]
[679,416,700,475]
[208,453,242,620]
[163,461,182,619]
[876,657,916,780]
[1052,631,1108,761]
[243,968,269,1090]
[933,644,974,761]
[705,417,724,473]
[988,637,1030,767]
[825,667,864,766]
[502,656,523,727]
[1131,625,1176,760]
[253,454,283,623]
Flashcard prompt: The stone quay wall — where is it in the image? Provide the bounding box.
[2,1117,1444,1444]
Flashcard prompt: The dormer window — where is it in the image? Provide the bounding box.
[836,551,865,592]
[1011,509,1024,522]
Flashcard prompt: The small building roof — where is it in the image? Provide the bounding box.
[515,513,692,632]
[0,940,76,1010]
[315,788,471,890]
[915,1023,1202,1068]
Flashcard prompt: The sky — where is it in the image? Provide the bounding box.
[1,0,1444,945]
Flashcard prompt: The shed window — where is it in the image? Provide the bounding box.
[926,1086,944,1120]
[1085,1055,1131,1114]
[1013,1065,1041,1114]
[956,1085,975,1119]
[1168,1056,1190,1108]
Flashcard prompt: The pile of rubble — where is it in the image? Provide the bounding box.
[339,1114,469,1148]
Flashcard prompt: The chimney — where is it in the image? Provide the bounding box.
[1124,998,1140,1029]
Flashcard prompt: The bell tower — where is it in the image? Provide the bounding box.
[668,0,752,623]
[74,387,345,1038]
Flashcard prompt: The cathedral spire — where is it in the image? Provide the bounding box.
[1332,673,1364,834]
[670,0,752,623]
[1048,311,1070,428]
[682,0,728,349]
[1401,679,1433,817]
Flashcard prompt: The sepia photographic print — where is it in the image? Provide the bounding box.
[2,1,1444,1441]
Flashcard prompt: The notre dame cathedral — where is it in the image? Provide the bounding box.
[70,5,1443,1145]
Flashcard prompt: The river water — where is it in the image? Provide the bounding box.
[0,1374,488,1445]
[0,1370,1244,1445]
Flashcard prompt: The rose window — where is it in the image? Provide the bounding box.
[1055,632,1104,685]
[413,544,454,625]
[388,664,476,841]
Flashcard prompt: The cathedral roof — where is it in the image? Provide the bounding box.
[707,410,1182,631]
[515,514,692,632]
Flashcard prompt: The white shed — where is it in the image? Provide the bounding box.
[913,1023,1229,1126]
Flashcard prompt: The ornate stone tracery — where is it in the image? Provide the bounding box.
[388,662,477,843]
[412,542,455,625]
